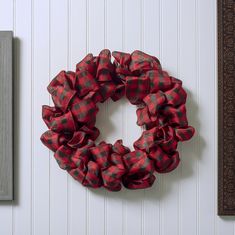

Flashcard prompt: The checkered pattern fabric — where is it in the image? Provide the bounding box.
[162,104,188,127]
[126,76,150,104]
[149,147,180,173]
[122,150,155,189]
[147,70,172,93]
[41,49,195,191]
[75,70,99,97]
[42,105,76,132]
[165,83,187,107]
[76,53,97,77]
[54,145,77,170]
[90,142,112,169]
[47,71,77,112]
[98,81,116,102]
[143,91,166,115]
[129,50,162,73]
[111,83,125,101]
[96,49,114,82]
[112,51,131,76]
[40,130,70,152]
[70,96,98,125]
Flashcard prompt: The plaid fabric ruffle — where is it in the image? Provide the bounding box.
[41,49,195,191]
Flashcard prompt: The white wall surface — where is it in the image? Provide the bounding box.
[0,0,232,235]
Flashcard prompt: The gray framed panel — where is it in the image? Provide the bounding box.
[0,31,13,200]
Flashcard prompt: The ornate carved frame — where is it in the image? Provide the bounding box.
[218,0,235,215]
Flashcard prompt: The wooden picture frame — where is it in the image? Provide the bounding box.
[0,31,13,200]
[218,0,235,215]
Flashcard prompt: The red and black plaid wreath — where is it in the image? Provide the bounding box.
[41,49,195,191]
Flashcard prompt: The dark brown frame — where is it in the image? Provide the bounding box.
[218,0,235,215]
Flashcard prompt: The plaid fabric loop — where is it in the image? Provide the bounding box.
[41,49,195,191]
[96,49,114,82]
[112,51,131,76]
[40,130,70,152]
[126,76,150,104]
[129,50,162,73]
[149,147,180,173]
[47,71,77,112]
[42,105,76,133]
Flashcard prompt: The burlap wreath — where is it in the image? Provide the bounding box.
[41,49,195,191]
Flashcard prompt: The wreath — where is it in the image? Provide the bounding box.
[41,49,195,191]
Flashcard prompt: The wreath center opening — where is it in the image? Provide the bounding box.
[95,98,142,149]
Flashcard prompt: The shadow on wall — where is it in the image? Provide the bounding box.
[12,37,20,206]
[88,88,205,202]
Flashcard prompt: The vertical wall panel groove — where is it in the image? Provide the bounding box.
[140,1,145,235]
[32,0,50,233]
[198,0,216,234]
[31,0,34,234]
[13,0,32,233]
[67,1,70,235]
[88,1,105,234]
[105,1,124,235]
[48,1,51,234]
[197,0,203,229]
[103,1,107,235]
[159,0,163,234]
[49,0,69,234]
[195,0,200,234]
[177,1,181,235]
[86,1,89,235]
[161,1,179,234]
[123,1,143,235]
[68,1,87,235]
[179,1,198,235]
[122,2,126,235]
[142,0,162,234]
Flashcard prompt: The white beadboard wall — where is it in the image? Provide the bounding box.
[0,0,233,235]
